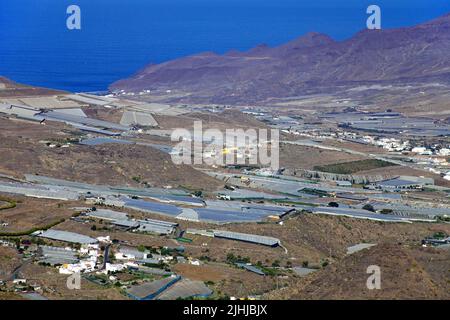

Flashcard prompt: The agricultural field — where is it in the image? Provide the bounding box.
[313,159,396,175]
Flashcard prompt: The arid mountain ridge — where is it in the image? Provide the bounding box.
[110,13,450,105]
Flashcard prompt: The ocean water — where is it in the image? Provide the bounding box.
[0,0,449,93]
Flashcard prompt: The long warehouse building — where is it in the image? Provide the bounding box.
[213,230,280,247]
[38,230,98,244]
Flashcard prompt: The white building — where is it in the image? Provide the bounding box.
[104,263,126,274]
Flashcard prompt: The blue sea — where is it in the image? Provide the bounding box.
[0,0,449,93]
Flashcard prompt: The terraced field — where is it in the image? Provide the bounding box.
[314,159,396,175]
[0,197,16,210]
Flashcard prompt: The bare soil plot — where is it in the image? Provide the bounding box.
[265,244,450,300]
[190,214,450,268]
[0,122,221,190]
[17,263,127,300]
[0,77,65,98]
[173,262,282,298]
[0,292,25,300]
[323,139,390,154]
[83,106,124,124]
[154,110,268,131]
[0,246,22,281]
[0,196,73,233]
[279,144,366,170]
